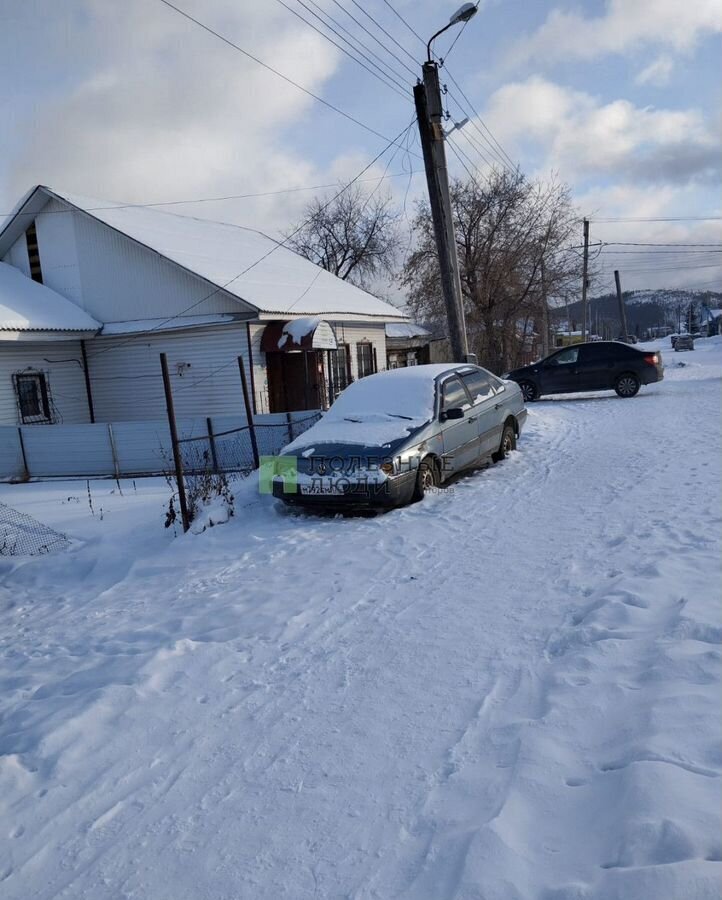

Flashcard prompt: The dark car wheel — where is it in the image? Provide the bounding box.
[615,373,640,397]
[492,423,517,463]
[519,380,538,402]
[412,456,440,502]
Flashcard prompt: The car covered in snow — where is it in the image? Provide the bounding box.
[504,341,664,400]
[269,364,527,509]
[674,334,695,351]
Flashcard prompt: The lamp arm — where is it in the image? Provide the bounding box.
[427,22,454,62]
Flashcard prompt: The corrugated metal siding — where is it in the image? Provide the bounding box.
[71,209,248,321]
[0,340,90,425]
[2,234,31,276]
[33,198,84,305]
[87,323,255,421]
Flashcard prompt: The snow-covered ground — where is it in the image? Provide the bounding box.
[1,338,720,900]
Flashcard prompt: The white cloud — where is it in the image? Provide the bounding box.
[508,0,722,65]
[482,76,720,187]
[2,0,346,234]
[635,55,675,86]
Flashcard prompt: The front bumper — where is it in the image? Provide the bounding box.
[272,469,417,509]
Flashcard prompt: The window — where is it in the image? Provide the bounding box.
[329,344,351,397]
[25,222,43,284]
[14,372,52,424]
[441,376,469,412]
[548,347,579,366]
[460,370,495,404]
[356,342,375,379]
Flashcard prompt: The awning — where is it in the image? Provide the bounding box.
[261,317,338,352]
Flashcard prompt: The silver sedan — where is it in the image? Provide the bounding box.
[269,363,528,509]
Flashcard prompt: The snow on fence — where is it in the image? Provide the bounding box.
[0,411,321,482]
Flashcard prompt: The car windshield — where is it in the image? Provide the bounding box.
[324,371,436,426]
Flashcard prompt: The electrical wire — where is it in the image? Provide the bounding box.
[83,122,414,364]
[330,0,418,80]
[1,171,425,220]
[275,0,410,99]
[347,0,420,69]
[155,0,421,158]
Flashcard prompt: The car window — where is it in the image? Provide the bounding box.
[547,347,579,366]
[460,370,495,404]
[440,376,470,411]
[579,343,609,361]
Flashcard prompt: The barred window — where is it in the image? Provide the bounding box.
[14,372,52,424]
[329,344,351,397]
[356,342,375,379]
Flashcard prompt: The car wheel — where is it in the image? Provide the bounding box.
[519,380,538,402]
[412,456,439,502]
[615,373,640,397]
[492,423,517,463]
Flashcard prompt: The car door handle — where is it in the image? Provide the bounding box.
[494,403,501,410]
[467,416,477,422]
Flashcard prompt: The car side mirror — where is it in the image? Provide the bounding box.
[441,407,464,421]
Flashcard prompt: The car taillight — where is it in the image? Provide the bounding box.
[644,353,658,365]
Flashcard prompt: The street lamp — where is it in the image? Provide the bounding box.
[415,4,478,362]
[427,3,478,61]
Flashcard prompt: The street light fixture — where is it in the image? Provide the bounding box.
[427,3,478,61]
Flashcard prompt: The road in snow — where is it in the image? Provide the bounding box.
[0,338,720,900]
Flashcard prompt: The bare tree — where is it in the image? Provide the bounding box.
[402,171,582,373]
[286,186,400,288]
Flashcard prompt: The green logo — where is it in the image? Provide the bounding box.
[259,455,298,494]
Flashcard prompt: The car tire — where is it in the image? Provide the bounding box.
[519,380,538,402]
[614,373,640,397]
[412,456,440,502]
[492,423,516,463]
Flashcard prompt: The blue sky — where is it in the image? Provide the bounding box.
[1,0,720,293]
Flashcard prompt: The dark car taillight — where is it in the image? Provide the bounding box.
[644,353,659,366]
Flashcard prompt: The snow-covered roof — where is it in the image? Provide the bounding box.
[385,322,431,339]
[0,262,100,333]
[1,187,409,322]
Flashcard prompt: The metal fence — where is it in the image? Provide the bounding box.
[0,500,71,555]
[0,411,321,482]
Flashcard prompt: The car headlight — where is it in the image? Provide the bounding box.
[380,461,395,476]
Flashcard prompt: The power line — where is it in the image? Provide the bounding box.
[330,0,418,80]
[347,0,420,69]
[84,121,414,363]
[591,216,722,223]
[275,0,410,99]
[1,170,426,220]
[155,0,421,158]
[380,0,425,48]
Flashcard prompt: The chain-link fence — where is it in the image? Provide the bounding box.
[175,412,322,476]
[0,500,71,556]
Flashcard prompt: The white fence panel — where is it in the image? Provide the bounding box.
[21,424,113,478]
[0,411,323,481]
[0,428,24,481]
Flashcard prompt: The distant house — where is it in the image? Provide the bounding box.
[0,186,408,426]
[385,322,434,368]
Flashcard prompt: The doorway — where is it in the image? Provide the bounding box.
[266,351,324,413]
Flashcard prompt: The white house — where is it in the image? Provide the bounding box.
[0,185,409,426]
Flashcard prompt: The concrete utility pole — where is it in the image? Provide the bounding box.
[614,270,629,341]
[581,218,590,341]
[416,4,477,364]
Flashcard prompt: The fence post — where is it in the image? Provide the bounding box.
[285,411,293,444]
[160,353,190,533]
[17,428,30,481]
[107,423,121,479]
[206,417,219,473]
[238,356,260,470]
